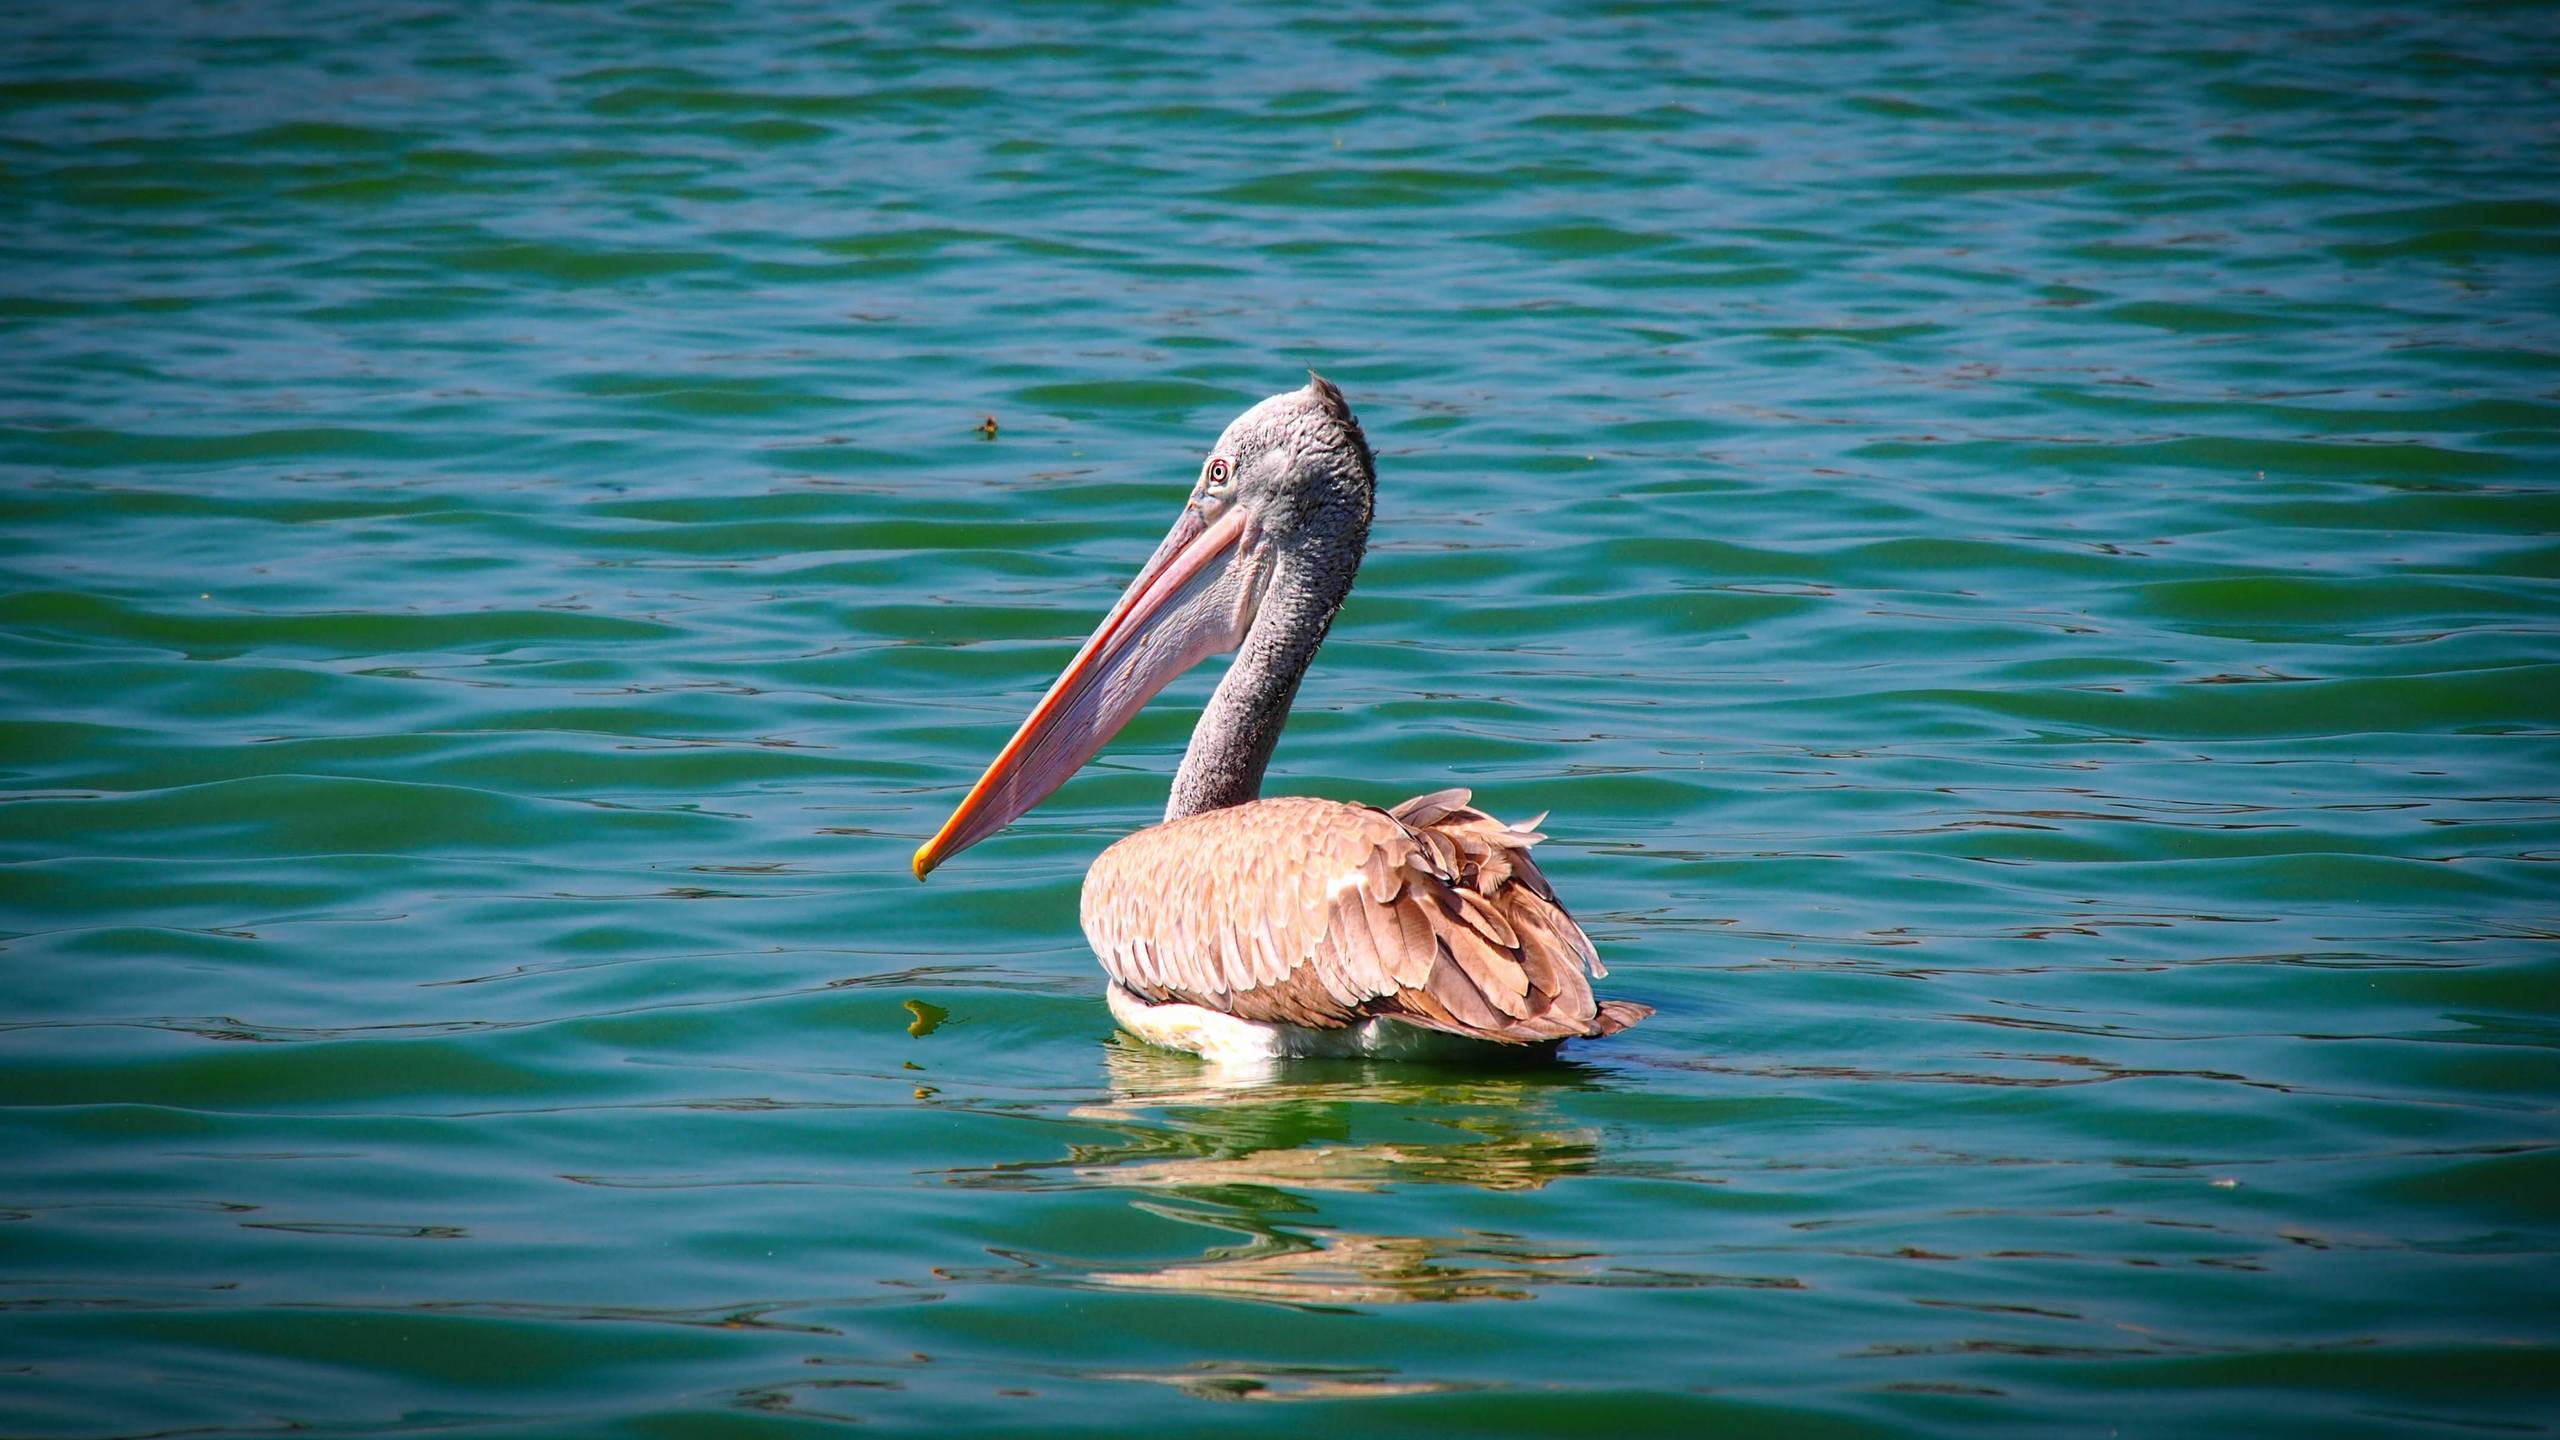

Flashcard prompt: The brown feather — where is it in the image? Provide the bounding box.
[1451,886,1520,950]
[1416,827,1462,879]
[1419,938,1508,1031]
[1439,917,1531,1018]
[1391,787,1470,827]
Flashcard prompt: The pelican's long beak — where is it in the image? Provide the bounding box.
[912,501,1263,879]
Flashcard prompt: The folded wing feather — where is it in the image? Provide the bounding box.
[1081,791,1650,1044]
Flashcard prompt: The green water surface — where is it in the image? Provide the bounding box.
[3,2,2557,1436]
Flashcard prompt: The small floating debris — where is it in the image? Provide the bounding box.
[976,415,999,440]
[904,998,948,1037]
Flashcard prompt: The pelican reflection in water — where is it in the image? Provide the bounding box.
[941,1043,1619,1313]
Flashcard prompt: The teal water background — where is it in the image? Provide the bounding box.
[4,2,2557,1435]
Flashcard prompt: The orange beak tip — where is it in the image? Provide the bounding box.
[911,845,936,882]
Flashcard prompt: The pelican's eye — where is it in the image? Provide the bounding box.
[1205,456,1232,490]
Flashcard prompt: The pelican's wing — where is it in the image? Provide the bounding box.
[1081,793,1650,1044]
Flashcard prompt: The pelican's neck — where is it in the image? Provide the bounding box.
[1166,536,1360,821]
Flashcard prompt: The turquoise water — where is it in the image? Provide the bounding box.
[4,1,2558,1435]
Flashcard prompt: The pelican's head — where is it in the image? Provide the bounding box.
[1187,372,1376,551]
[913,375,1374,878]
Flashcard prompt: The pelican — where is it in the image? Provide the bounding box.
[912,376,1649,1063]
